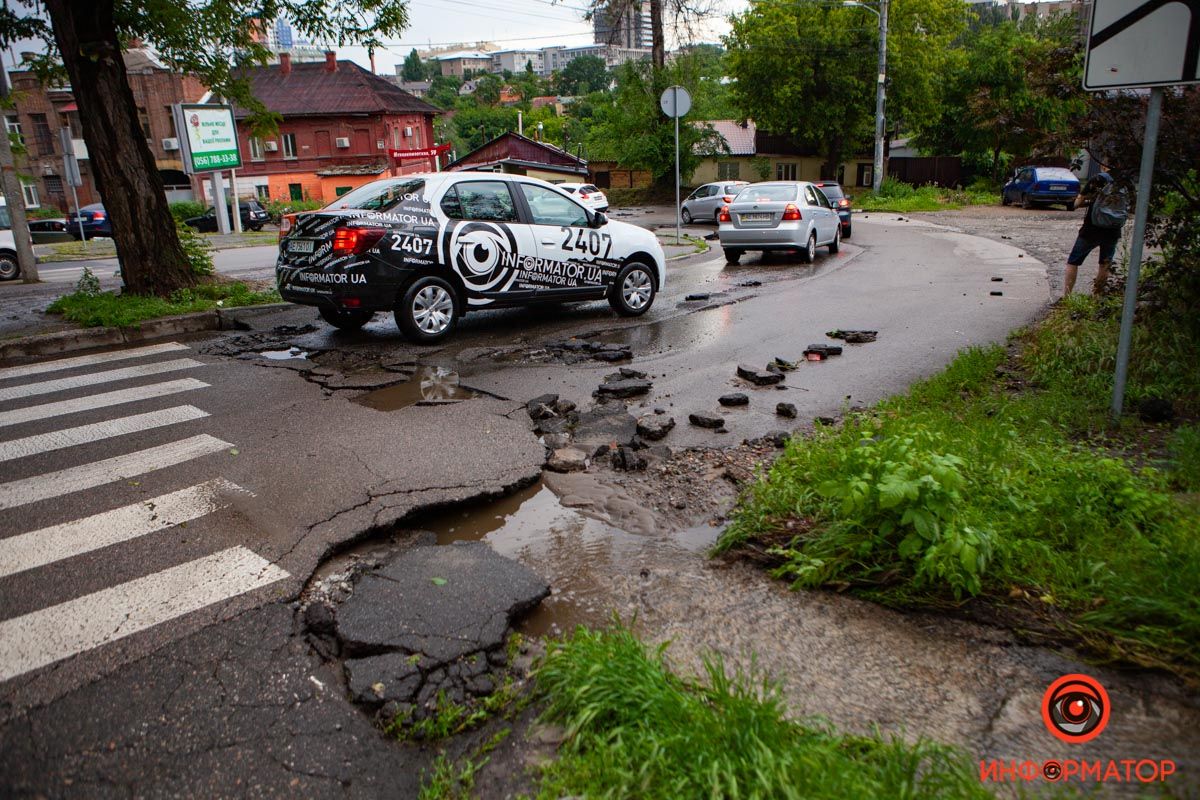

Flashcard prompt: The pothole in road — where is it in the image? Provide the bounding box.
[352,366,481,410]
[259,346,310,360]
[592,305,738,353]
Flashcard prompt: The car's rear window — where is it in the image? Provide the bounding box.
[815,184,844,200]
[735,185,797,203]
[1036,168,1077,182]
[582,185,600,193]
[324,178,426,212]
[722,184,745,195]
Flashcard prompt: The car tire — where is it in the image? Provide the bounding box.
[396,276,459,344]
[1001,192,1011,206]
[1022,193,1035,210]
[724,248,742,265]
[319,306,374,331]
[0,251,19,281]
[1066,198,1076,211]
[681,208,693,225]
[828,226,840,254]
[800,232,817,263]
[609,261,656,317]
[843,222,853,239]
[249,224,264,232]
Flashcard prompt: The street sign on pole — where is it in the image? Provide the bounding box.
[173,104,242,173]
[1081,0,1200,419]
[1083,0,1200,90]
[660,86,691,245]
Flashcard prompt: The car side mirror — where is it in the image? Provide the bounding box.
[590,211,607,228]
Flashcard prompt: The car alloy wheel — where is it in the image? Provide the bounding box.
[412,284,454,334]
[622,268,653,311]
[803,233,816,263]
[682,208,693,225]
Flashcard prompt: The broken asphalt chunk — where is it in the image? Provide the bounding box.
[689,412,725,429]
[636,413,675,441]
[736,364,785,386]
[826,329,878,344]
[776,402,798,419]
[719,393,749,407]
[595,378,652,399]
[547,447,589,472]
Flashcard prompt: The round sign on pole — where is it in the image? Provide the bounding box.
[660,86,692,118]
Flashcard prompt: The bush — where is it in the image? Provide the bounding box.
[175,220,214,276]
[168,201,206,223]
[856,180,999,212]
[27,207,67,219]
[534,624,993,800]
[1169,425,1200,492]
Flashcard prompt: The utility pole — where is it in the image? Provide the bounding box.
[0,63,39,283]
[845,0,888,192]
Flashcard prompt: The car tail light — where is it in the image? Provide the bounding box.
[92,211,106,221]
[580,193,590,199]
[718,205,731,223]
[341,297,362,308]
[332,226,386,255]
[781,204,802,221]
[279,214,294,240]
[838,199,850,208]
[722,195,733,203]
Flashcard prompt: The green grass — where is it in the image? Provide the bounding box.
[46,281,281,329]
[418,729,511,800]
[531,624,994,800]
[856,179,999,213]
[1170,425,1200,493]
[718,295,1200,676]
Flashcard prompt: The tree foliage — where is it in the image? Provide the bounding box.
[556,55,609,95]
[401,47,427,81]
[912,14,1084,178]
[725,0,964,173]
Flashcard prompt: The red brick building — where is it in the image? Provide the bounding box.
[226,52,441,205]
[6,49,207,212]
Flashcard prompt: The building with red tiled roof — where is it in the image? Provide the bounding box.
[445,131,587,182]
[228,51,441,204]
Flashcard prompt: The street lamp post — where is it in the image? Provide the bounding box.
[844,0,888,193]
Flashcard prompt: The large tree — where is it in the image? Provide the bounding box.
[556,55,609,95]
[400,47,425,81]
[588,0,718,69]
[725,0,964,177]
[17,0,411,296]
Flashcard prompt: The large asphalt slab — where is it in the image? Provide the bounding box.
[0,212,1051,796]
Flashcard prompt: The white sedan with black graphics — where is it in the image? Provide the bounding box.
[277,173,665,343]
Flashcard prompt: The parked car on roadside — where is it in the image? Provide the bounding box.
[681,180,749,224]
[1002,167,1081,209]
[0,201,18,281]
[68,203,113,239]
[718,181,842,264]
[28,217,73,244]
[813,181,854,238]
[185,199,271,232]
[556,183,609,212]
[277,172,666,343]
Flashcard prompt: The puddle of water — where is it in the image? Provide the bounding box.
[423,481,675,638]
[594,305,735,352]
[260,347,310,360]
[353,366,479,410]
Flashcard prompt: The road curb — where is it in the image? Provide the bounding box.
[0,303,293,363]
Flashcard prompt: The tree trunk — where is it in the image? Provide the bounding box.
[650,0,666,69]
[0,68,39,283]
[42,0,195,296]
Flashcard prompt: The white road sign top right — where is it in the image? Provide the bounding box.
[1083,0,1200,90]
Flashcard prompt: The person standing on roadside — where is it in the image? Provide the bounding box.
[1063,171,1127,298]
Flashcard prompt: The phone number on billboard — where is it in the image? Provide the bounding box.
[193,153,239,168]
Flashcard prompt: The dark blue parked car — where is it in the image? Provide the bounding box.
[69,203,113,239]
[1002,167,1080,210]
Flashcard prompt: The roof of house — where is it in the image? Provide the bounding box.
[445,131,587,174]
[233,59,439,119]
[708,120,757,156]
[436,51,492,61]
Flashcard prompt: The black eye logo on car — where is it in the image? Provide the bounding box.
[448,221,518,293]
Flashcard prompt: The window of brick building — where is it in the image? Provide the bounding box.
[29,114,54,157]
[21,181,39,208]
[282,133,297,159]
[775,162,797,181]
[137,107,152,139]
[249,137,264,161]
[43,175,64,203]
[288,183,303,201]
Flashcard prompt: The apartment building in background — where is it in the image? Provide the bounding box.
[593,0,653,49]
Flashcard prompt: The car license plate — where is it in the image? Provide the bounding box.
[740,212,771,222]
[288,239,315,254]
[1049,185,1067,191]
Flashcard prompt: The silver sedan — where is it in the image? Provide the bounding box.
[681,181,749,225]
[718,181,842,264]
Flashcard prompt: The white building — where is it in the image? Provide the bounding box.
[491,50,544,75]
[538,44,651,76]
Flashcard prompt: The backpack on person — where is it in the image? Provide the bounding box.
[1090,179,1129,229]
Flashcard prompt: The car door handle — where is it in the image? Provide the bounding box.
[540,238,556,245]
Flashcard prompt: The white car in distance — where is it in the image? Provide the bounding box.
[557,183,609,212]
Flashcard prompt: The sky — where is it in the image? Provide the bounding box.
[5,0,750,75]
